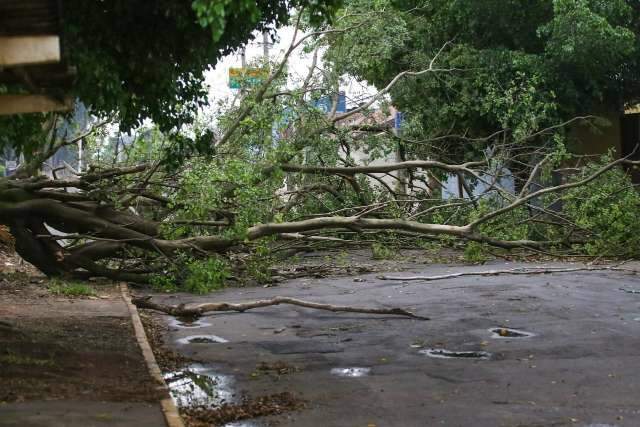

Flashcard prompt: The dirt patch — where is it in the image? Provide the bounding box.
[0,225,14,249]
[0,230,41,276]
[0,272,119,301]
[0,316,163,403]
[0,273,163,404]
[181,392,305,427]
[0,251,40,276]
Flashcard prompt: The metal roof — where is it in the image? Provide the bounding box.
[0,0,60,36]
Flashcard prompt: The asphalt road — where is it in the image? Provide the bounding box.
[155,261,640,427]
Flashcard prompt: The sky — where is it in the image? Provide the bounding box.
[203,26,377,112]
[101,26,379,146]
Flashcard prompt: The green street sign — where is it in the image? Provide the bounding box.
[229,67,269,89]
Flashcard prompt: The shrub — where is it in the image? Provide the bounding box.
[245,243,274,284]
[563,158,640,257]
[463,241,489,263]
[151,255,231,294]
[183,257,230,294]
[149,274,179,293]
[371,242,395,260]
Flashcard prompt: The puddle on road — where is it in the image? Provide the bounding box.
[490,327,535,339]
[330,367,371,377]
[177,335,229,344]
[168,316,212,329]
[419,348,492,360]
[164,363,235,408]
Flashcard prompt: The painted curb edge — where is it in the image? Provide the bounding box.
[120,283,185,427]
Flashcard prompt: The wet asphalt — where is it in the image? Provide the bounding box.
[154,261,640,427]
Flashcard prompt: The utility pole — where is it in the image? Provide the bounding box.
[262,31,270,60]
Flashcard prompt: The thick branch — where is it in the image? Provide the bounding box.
[247,216,470,240]
[247,216,543,249]
[280,160,484,176]
[0,198,234,255]
[16,163,149,191]
[132,295,429,320]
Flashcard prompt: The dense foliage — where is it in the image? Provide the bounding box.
[0,0,342,157]
[324,0,640,160]
[2,1,640,292]
[564,154,640,256]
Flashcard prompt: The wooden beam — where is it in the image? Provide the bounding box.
[625,105,640,115]
[0,94,72,115]
[0,35,60,67]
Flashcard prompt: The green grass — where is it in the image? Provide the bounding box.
[463,241,489,264]
[47,279,96,297]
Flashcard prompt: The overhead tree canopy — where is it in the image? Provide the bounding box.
[0,0,342,155]
[324,0,640,159]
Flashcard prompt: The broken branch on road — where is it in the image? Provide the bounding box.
[132,295,429,320]
[377,265,639,282]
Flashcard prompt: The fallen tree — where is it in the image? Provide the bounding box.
[2,17,639,287]
[2,135,637,284]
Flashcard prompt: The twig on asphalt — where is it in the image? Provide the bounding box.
[377,265,639,282]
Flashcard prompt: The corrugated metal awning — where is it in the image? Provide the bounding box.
[0,0,60,36]
[0,0,72,114]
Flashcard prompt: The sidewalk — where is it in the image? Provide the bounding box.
[0,273,169,427]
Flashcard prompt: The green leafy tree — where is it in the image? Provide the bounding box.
[0,0,342,157]
[324,0,640,160]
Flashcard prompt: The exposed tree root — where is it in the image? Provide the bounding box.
[132,295,429,320]
[377,264,639,282]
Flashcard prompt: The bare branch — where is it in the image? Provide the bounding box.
[332,41,457,123]
[469,149,640,229]
[280,159,484,175]
[132,295,429,320]
[378,264,638,282]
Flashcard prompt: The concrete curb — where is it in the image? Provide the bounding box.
[120,283,185,427]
